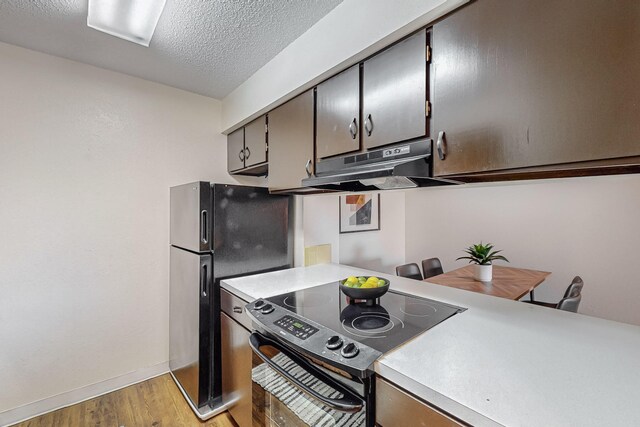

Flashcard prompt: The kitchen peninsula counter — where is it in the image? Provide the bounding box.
[221,264,640,427]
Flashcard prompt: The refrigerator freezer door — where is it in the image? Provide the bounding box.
[170,182,212,253]
[169,246,213,410]
[212,184,293,280]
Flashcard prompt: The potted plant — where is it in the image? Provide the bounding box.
[456,242,509,282]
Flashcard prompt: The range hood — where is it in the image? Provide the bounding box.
[302,139,461,191]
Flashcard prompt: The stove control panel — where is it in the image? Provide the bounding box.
[274,315,318,340]
[246,299,382,377]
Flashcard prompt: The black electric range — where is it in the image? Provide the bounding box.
[246,282,464,427]
[267,282,462,353]
[247,282,464,378]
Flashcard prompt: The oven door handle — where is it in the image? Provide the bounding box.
[249,332,364,413]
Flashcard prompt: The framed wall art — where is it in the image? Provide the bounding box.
[339,193,380,233]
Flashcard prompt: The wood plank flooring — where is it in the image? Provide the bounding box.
[13,374,237,427]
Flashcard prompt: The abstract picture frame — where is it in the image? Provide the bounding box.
[339,193,381,234]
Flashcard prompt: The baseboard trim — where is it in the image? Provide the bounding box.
[0,361,169,427]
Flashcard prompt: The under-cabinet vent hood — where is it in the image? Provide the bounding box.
[301,139,461,191]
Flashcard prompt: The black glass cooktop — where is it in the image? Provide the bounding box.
[266,282,463,354]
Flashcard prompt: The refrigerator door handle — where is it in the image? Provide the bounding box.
[200,262,208,297]
[200,210,209,245]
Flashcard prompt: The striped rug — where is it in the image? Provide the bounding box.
[251,352,365,427]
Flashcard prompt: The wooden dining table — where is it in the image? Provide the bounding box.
[425,265,551,300]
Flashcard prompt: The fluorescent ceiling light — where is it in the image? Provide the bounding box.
[87,0,167,47]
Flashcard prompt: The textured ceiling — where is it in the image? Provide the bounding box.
[0,0,342,99]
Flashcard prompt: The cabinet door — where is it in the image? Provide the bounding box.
[432,0,640,177]
[376,378,462,426]
[267,90,314,191]
[227,128,245,172]
[316,65,360,158]
[244,115,267,167]
[362,29,427,150]
[221,313,252,427]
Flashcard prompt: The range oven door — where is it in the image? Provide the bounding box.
[249,332,368,427]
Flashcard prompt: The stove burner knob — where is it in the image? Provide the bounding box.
[341,342,359,359]
[254,300,265,309]
[326,335,343,350]
[260,303,274,314]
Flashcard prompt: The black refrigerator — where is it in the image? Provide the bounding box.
[169,182,293,419]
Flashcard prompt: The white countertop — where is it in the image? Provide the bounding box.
[220,263,362,303]
[221,264,640,427]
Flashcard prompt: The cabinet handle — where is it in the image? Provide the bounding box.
[239,149,245,161]
[233,306,243,314]
[364,114,373,137]
[349,118,358,139]
[436,131,446,161]
[305,159,312,177]
[244,147,251,159]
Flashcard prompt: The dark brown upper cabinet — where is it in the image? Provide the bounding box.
[243,115,268,168]
[316,65,361,159]
[227,115,268,176]
[227,127,245,173]
[432,0,640,179]
[267,90,315,192]
[362,29,428,150]
[315,29,429,163]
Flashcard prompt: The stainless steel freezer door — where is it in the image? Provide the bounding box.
[170,182,212,253]
[169,246,211,409]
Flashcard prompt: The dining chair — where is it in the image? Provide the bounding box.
[524,276,583,313]
[395,263,424,281]
[529,275,582,302]
[421,258,444,279]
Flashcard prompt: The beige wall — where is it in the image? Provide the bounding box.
[302,194,341,263]
[340,191,405,274]
[303,176,640,326]
[404,175,640,326]
[0,42,237,417]
[302,191,406,275]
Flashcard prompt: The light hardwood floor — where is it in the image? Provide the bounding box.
[13,374,237,427]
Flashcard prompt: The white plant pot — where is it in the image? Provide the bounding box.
[474,264,493,282]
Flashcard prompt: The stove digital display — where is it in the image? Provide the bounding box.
[275,315,319,340]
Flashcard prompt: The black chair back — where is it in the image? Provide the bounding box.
[421,258,444,279]
[563,276,584,299]
[557,276,584,312]
[557,293,582,313]
[396,263,424,281]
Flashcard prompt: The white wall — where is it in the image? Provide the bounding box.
[302,192,405,275]
[0,42,239,418]
[302,194,341,263]
[221,0,468,132]
[404,175,640,326]
[303,176,640,327]
[340,191,405,274]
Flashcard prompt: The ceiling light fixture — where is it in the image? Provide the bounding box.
[87,0,167,47]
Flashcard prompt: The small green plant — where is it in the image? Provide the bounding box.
[456,242,509,265]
